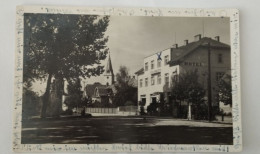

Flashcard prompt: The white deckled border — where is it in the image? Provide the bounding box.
[13,5,242,152]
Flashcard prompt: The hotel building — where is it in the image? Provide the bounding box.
[135,34,231,115]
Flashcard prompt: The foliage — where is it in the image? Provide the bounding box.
[64,78,82,109]
[158,98,173,116]
[24,14,110,117]
[216,74,232,106]
[113,66,137,106]
[171,70,206,119]
[139,105,145,115]
[90,100,114,108]
[61,109,73,115]
[124,100,135,106]
[22,86,41,118]
[147,101,158,115]
[139,100,146,107]
[192,103,208,120]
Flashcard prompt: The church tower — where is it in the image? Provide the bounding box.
[104,52,114,86]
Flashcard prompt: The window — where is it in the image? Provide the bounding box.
[145,62,148,71]
[216,72,225,81]
[157,59,161,68]
[140,79,143,87]
[164,55,169,65]
[151,76,155,85]
[165,73,169,87]
[218,54,223,63]
[145,78,148,87]
[157,74,161,84]
[151,60,154,69]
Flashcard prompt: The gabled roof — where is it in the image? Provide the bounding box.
[94,85,109,97]
[107,84,118,94]
[169,37,230,65]
[135,68,144,76]
[84,82,102,97]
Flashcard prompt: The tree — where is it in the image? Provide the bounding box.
[22,86,41,119]
[64,78,82,111]
[216,74,232,106]
[113,66,137,106]
[22,77,42,118]
[186,77,206,120]
[24,14,110,117]
[171,70,206,119]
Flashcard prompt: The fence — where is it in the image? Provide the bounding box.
[85,106,138,115]
[86,107,118,114]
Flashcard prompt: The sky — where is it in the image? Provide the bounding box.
[31,16,230,95]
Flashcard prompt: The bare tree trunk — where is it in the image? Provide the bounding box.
[41,72,53,118]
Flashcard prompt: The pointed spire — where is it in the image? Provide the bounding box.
[104,51,114,76]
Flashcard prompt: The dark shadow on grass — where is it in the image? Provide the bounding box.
[22,116,233,144]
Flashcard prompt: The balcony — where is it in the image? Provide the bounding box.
[150,68,161,75]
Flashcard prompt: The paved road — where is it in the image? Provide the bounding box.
[22,116,233,144]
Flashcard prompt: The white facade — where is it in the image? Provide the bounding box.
[137,48,179,109]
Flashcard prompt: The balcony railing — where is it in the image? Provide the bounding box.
[151,68,161,75]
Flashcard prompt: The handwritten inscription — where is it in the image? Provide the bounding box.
[230,10,242,150]
[13,6,241,152]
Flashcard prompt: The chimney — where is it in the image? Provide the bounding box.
[172,43,178,48]
[215,36,220,42]
[184,40,189,45]
[194,34,201,41]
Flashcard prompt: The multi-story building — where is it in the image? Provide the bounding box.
[135,34,231,115]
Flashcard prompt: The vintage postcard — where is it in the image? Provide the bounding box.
[14,6,242,152]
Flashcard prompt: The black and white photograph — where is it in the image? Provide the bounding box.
[13,6,242,152]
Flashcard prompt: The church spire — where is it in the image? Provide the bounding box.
[105,52,114,76]
[104,52,114,86]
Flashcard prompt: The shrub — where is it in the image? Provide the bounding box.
[147,101,158,115]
